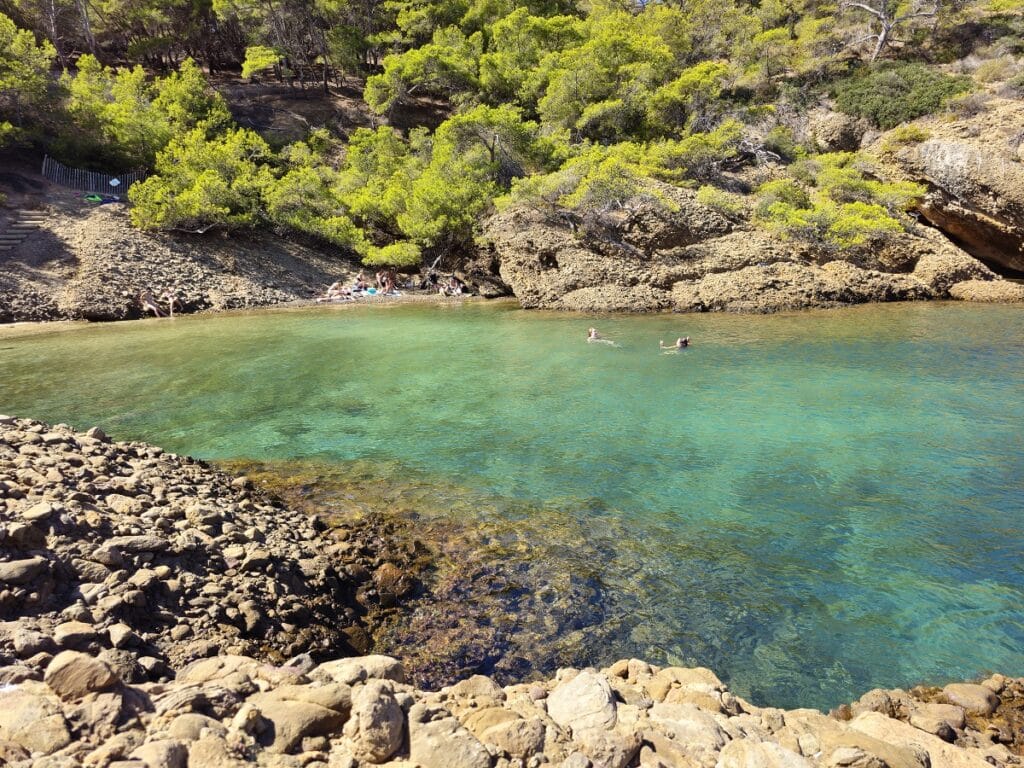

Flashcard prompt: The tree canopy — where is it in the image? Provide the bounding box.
[0,0,1010,267]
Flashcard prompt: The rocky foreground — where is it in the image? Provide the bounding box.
[1,418,1022,768]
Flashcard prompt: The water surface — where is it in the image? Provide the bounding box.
[2,301,1022,709]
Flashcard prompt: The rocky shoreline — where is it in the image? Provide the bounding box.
[1,418,1022,768]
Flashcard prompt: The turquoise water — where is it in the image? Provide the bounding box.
[2,301,1023,709]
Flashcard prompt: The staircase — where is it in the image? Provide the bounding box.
[0,210,47,253]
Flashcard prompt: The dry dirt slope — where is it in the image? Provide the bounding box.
[0,186,361,323]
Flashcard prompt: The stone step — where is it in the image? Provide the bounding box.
[0,246,14,252]
[9,223,39,228]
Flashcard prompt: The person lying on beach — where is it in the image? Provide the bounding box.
[140,290,165,318]
[660,337,690,350]
[316,282,352,303]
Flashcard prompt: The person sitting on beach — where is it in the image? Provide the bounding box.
[160,288,180,318]
[139,289,165,318]
[353,274,369,293]
[660,337,691,350]
[441,275,464,296]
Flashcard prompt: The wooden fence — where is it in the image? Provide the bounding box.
[41,156,148,195]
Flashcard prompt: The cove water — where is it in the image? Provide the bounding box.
[2,301,1022,710]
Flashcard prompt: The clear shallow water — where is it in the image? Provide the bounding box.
[2,301,1023,709]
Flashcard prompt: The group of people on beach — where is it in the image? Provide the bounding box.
[588,327,691,352]
[316,269,403,303]
[138,288,180,318]
[317,270,468,303]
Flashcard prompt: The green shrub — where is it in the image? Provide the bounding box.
[946,91,991,118]
[696,185,746,219]
[1003,72,1024,97]
[362,241,423,267]
[881,124,931,153]
[763,125,803,162]
[754,178,810,218]
[753,153,925,248]
[833,64,972,129]
[974,57,1015,82]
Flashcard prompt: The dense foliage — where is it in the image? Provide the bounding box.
[0,0,1018,266]
[833,63,973,129]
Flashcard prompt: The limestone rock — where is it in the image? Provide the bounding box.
[548,670,617,734]
[464,707,544,758]
[54,621,100,648]
[0,686,72,755]
[948,279,1024,303]
[313,655,407,686]
[911,246,994,294]
[716,740,813,768]
[888,106,1024,275]
[850,711,993,768]
[130,739,188,768]
[256,698,346,754]
[648,703,729,768]
[0,556,48,584]
[408,705,492,768]
[44,650,120,700]
[345,679,405,763]
[941,684,999,716]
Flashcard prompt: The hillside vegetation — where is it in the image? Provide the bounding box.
[1,0,1022,271]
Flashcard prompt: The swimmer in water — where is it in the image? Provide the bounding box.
[587,327,618,346]
[660,336,690,352]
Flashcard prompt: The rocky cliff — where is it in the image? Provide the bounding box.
[477,97,1024,314]
[877,98,1024,277]
[480,188,1021,314]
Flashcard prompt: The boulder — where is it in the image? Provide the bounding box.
[648,703,729,768]
[908,702,965,741]
[850,711,993,768]
[0,556,48,584]
[548,670,617,734]
[464,707,545,758]
[0,686,72,755]
[130,739,188,768]
[808,108,869,152]
[54,621,100,648]
[941,684,999,716]
[313,655,407,686]
[408,705,492,768]
[255,698,346,754]
[345,679,405,763]
[948,279,1024,303]
[716,739,813,768]
[44,651,120,700]
[646,668,724,703]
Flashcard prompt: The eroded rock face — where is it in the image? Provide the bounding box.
[482,184,1017,313]
[882,98,1024,276]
